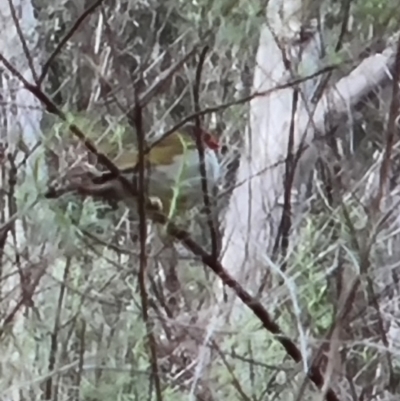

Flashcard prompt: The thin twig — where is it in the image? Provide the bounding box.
[39,0,105,85]
[0,50,341,401]
[149,62,340,153]
[44,257,72,400]
[7,0,38,83]
[0,260,47,337]
[193,45,219,260]
[272,89,299,260]
[134,99,163,401]
[335,0,353,53]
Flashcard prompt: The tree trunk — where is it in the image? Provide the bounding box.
[204,0,398,379]
[220,2,396,303]
[221,0,321,301]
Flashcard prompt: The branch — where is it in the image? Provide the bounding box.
[7,42,390,401]
[134,99,163,401]
[320,37,397,129]
[193,46,219,260]
[39,0,105,85]
[148,62,341,152]
[7,0,38,83]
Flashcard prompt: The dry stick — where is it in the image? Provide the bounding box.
[334,0,353,53]
[7,0,38,83]
[76,320,86,400]
[6,155,27,304]
[352,215,397,388]
[296,274,360,401]
[313,1,353,105]
[367,34,400,389]
[109,45,198,131]
[309,0,352,104]
[164,224,340,401]
[192,45,219,261]
[38,0,106,85]
[44,257,72,400]
[0,52,341,401]
[0,54,135,194]
[259,92,304,295]
[102,44,199,119]
[0,260,47,338]
[83,39,200,153]
[215,342,253,401]
[138,45,202,109]
[135,28,213,110]
[148,63,341,153]
[134,99,163,401]
[272,88,299,261]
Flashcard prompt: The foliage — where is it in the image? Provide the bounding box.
[1,0,400,400]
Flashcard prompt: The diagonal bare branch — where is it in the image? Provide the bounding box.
[38,0,105,85]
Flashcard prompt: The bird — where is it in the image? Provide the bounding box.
[49,122,221,216]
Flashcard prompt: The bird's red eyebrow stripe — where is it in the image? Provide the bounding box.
[204,132,219,150]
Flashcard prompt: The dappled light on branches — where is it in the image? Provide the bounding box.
[0,0,400,400]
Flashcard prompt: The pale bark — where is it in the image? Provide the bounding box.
[0,1,45,399]
[221,1,321,294]
[221,18,396,296]
[202,1,397,382]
